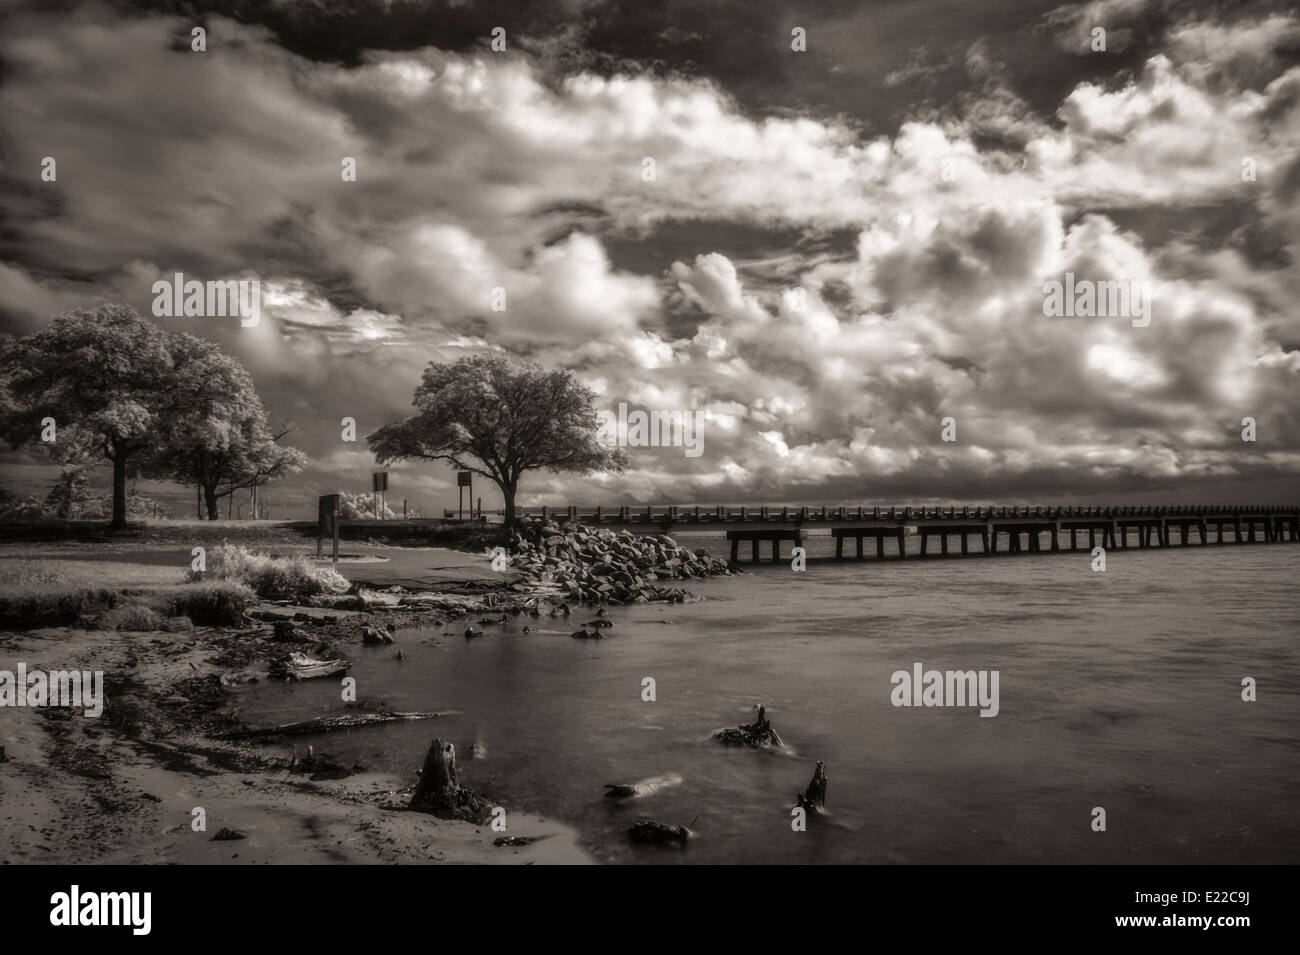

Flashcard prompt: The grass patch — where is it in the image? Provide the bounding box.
[0,558,252,628]
[192,543,350,600]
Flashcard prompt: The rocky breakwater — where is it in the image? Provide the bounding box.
[506,521,734,605]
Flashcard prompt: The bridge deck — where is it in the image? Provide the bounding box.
[453,504,1300,525]
[438,504,1300,563]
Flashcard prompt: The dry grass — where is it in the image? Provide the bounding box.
[0,559,186,592]
[0,557,252,628]
[191,543,350,599]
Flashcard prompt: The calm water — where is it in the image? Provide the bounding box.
[236,537,1300,864]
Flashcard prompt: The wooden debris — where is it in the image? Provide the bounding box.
[713,704,784,748]
[409,738,492,824]
[272,620,312,643]
[289,752,364,781]
[268,651,349,682]
[796,760,827,814]
[216,710,443,740]
[494,835,548,848]
[628,819,691,848]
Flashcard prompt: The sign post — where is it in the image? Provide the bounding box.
[457,470,472,520]
[372,471,388,520]
[317,493,341,565]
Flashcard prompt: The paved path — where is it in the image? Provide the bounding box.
[6,544,511,591]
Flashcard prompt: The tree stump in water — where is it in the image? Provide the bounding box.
[628,819,690,848]
[713,704,783,748]
[409,738,492,824]
[796,760,827,814]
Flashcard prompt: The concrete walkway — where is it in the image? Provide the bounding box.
[325,546,513,590]
[9,543,512,591]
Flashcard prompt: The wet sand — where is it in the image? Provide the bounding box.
[0,616,592,865]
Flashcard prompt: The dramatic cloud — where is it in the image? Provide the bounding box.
[1,1,1297,514]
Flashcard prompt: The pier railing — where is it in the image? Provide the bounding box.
[441,503,1300,561]
[448,504,1300,524]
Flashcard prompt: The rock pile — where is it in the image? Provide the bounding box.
[505,522,732,605]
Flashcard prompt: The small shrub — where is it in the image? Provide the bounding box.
[164,581,255,626]
[94,604,167,631]
[193,544,350,599]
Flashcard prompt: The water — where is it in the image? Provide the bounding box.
[236,538,1300,863]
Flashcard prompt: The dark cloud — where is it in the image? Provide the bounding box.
[0,0,1297,517]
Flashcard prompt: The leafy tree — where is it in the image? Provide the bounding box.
[145,343,305,519]
[0,304,301,527]
[0,305,178,529]
[43,466,94,519]
[368,355,622,526]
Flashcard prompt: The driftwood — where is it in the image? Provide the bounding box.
[269,651,349,682]
[628,819,691,848]
[409,738,492,824]
[713,704,783,748]
[494,835,547,847]
[603,773,683,800]
[216,710,443,740]
[289,752,364,780]
[796,761,827,814]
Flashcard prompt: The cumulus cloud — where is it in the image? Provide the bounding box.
[0,2,1297,512]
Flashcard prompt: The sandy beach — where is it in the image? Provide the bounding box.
[0,545,594,866]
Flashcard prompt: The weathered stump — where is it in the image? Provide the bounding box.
[713,704,783,748]
[628,819,690,848]
[796,760,827,814]
[409,738,492,824]
[272,620,312,643]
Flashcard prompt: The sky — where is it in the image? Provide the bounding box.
[1,0,1298,518]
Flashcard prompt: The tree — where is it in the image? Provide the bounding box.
[145,342,305,520]
[35,427,101,519]
[0,305,178,529]
[368,355,623,525]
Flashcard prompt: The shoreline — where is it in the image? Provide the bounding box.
[0,619,595,865]
[1,524,739,865]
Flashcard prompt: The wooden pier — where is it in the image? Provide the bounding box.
[452,504,1300,563]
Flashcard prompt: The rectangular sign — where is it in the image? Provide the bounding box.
[457,471,472,487]
[372,472,388,492]
[318,493,340,535]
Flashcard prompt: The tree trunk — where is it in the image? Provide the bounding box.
[410,738,491,823]
[203,484,220,521]
[502,481,518,527]
[110,453,128,530]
